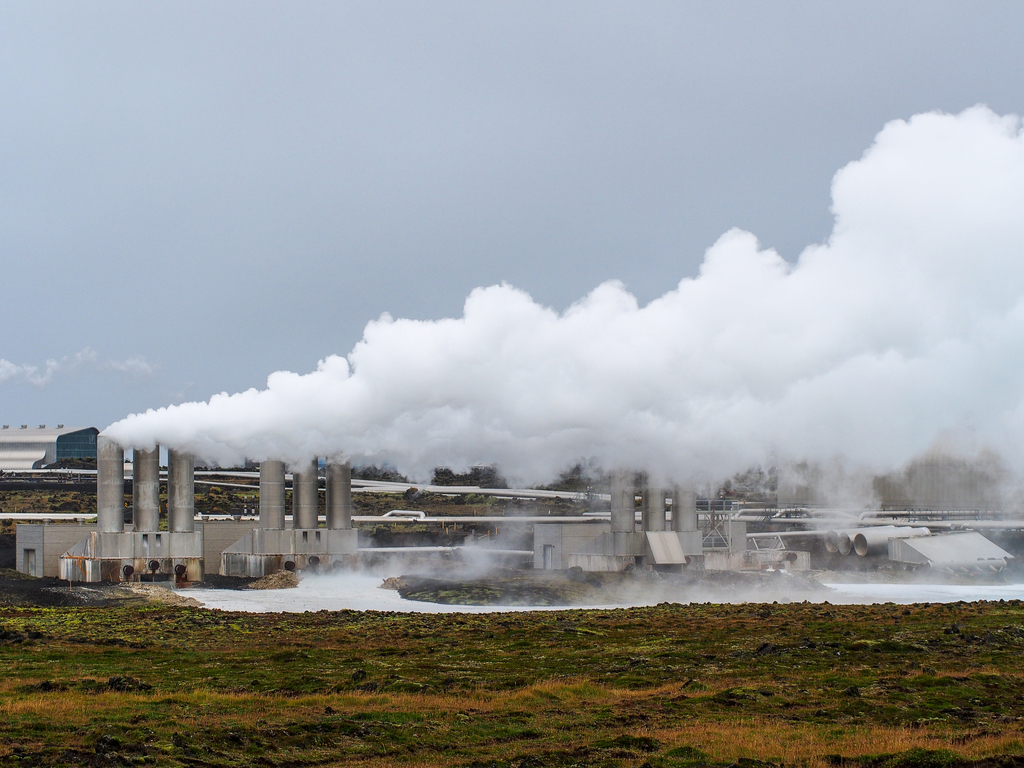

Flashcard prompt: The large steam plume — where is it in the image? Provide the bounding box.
[106,106,1024,485]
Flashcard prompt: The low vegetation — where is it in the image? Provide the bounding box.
[2,597,1024,766]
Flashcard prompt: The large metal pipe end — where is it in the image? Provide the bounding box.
[133,446,161,532]
[838,532,853,556]
[97,436,125,533]
[854,526,932,557]
[259,459,287,530]
[824,530,840,553]
[326,461,352,530]
[167,449,195,533]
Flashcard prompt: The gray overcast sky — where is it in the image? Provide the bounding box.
[2,1,1024,429]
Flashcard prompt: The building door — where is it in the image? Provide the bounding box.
[23,549,37,577]
[542,545,555,570]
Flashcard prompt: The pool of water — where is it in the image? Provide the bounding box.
[188,572,1024,613]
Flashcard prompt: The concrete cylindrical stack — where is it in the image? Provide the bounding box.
[259,460,286,530]
[292,458,319,530]
[97,436,125,533]
[133,447,161,532]
[672,486,697,532]
[642,483,666,532]
[325,462,352,530]
[167,449,195,533]
[609,470,635,533]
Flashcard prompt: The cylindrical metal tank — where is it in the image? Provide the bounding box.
[671,486,697,532]
[642,484,666,532]
[259,460,286,530]
[609,470,635,533]
[97,436,125,533]
[167,450,195,533]
[292,458,319,530]
[853,526,931,557]
[132,447,161,532]
[326,461,352,530]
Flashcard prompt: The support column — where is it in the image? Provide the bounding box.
[642,482,667,532]
[609,470,635,533]
[97,436,125,533]
[133,447,161,532]
[292,458,319,530]
[325,462,352,530]
[259,460,286,530]
[672,486,697,532]
[167,449,195,533]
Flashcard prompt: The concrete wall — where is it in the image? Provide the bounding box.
[220,527,359,577]
[58,529,205,583]
[16,523,97,578]
[564,553,637,572]
[533,522,610,570]
[15,521,262,578]
[201,520,260,575]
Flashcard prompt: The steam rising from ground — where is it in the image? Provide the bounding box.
[107,107,1024,487]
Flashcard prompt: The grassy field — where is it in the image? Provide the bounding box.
[2,597,1024,766]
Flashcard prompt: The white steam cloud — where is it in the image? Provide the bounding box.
[106,107,1024,485]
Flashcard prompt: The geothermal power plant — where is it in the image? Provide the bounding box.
[6,428,1020,585]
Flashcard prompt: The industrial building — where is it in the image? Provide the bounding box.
[6,430,1021,583]
[0,425,98,470]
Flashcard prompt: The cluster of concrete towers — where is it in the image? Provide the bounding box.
[60,437,204,582]
[59,436,358,582]
[568,471,704,570]
[220,459,357,577]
